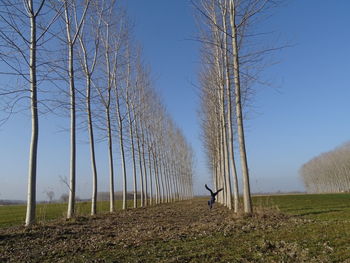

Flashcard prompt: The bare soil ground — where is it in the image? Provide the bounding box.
[0,198,342,262]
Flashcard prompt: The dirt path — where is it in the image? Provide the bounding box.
[1,199,316,262]
[0,199,229,261]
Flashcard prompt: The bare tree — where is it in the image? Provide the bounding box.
[114,65,128,210]
[44,190,55,203]
[132,52,149,207]
[125,46,138,208]
[60,0,91,219]
[135,66,153,206]
[76,0,103,216]
[60,193,69,203]
[99,1,117,213]
[0,0,61,226]
[220,0,239,212]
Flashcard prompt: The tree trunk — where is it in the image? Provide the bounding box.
[164,159,171,203]
[212,10,230,207]
[222,6,239,212]
[135,123,144,207]
[153,151,160,204]
[147,145,153,205]
[67,42,76,219]
[159,156,167,203]
[141,128,148,206]
[127,104,137,208]
[116,95,127,210]
[130,123,138,208]
[25,9,38,227]
[216,128,223,204]
[222,94,232,209]
[106,108,115,212]
[229,0,252,213]
[86,75,98,215]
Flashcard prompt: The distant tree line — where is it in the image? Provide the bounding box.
[300,142,350,193]
[0,0,194,227]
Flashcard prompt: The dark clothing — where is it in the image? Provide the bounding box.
[208,197,215,209]
[205,184,223,209]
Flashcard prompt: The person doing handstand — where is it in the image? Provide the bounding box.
[205,184,223,209]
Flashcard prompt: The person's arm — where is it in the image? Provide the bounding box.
[213,188,223,197]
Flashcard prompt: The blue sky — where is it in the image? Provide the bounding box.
[1,0,350,200]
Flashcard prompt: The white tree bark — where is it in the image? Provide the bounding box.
[86,75,98,215]
[100,15,116,213]
[115,86,127,210]
[135,119,144,207]
[1,0,58,226]
[77,8,101,215]
[229,0,252,213]
[106,108,115,212]
[221,2,239,212]
[25,0,39,226]
[147,143,153,205]
[125,54,138,208]
[63,0,90,219]
[140,125,149,206]
[66,33,76,220]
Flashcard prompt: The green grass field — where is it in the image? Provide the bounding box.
[2,194,350,262]
[0,200,135,228]
[254,193,350,220]
[2,193,350,228]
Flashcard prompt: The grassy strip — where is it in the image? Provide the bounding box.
[2,193,350,228]
[0,200,136,228]
[253,193,350,220]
